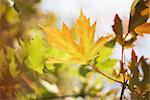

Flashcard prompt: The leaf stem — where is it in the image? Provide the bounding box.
[88,63,124,84]
[120,32,130,100]
[120,46,126,100]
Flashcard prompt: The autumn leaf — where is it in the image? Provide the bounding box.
[42,11,112,64]
[112,14,124,45]
[134,23,150,36]
[128,0,149,33]
[141,0,150,16]
[141,8,150,16]
[112,0,150,47]
[134,1,150,37]
[128,50,150,99]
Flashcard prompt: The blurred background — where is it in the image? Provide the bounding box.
[0,0,149,99]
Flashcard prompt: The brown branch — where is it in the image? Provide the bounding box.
[120,47,125,100]
[120,32,130,100]
[88,63,124,84]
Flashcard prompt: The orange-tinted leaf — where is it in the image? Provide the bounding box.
[134,23,150,36]
[128,0,149,33]
[141,8,150,16]
[42,11,112,64]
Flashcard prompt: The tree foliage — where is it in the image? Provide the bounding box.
[0,0,150,100]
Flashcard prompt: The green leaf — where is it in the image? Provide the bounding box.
[97,46,113,63]
[45,63,55,72]
[96,59,117,72]
[24,35,48,74]
[79,65,90,77]
[104,39,116,48]
[96,46,117,74]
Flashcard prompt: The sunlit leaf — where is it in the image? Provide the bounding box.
[128,0,149,33]
[42,11,112,64]
[96,59,118,76]
[134,23,150,36]
[23,36,48,74]
[96,46,117,74]
[96,46,113,63]
[141,8,150,16]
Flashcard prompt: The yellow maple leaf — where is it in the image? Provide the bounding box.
[134,23,150,37]
[42,11,112,64]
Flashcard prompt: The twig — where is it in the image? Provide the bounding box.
[120,80,127,100]
[120,32,130,100]
[120,46,126,100]
[88,63,124,84]
[124,32,129,40]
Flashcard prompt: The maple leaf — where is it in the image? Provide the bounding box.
[134,1,150,37]
[128,49,150,99]
[112,0,150,47]
[128,0,149,33]
[112,14,124,45]
[42,11,112,64]
[134,23,150,36]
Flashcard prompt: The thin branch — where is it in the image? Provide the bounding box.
[88,63,124,84]
[120,85,125,100]
[120,45,126,100]
[120,80,127,100]
[121,46,126,82]
[120,32,130,100]
[124,32,129,40]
